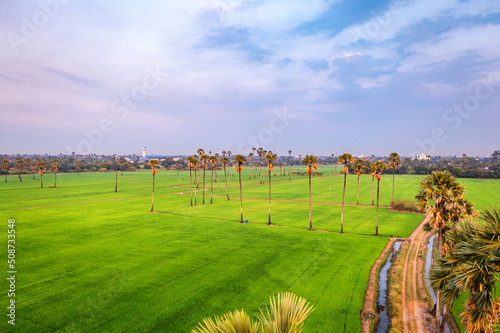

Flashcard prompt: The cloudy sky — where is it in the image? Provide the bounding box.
[1,0,499,157]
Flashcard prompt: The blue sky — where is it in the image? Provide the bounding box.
[1,0,499,157]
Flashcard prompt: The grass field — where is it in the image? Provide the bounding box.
[1,167,498,332]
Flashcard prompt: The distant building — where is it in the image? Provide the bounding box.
[415,153,431,160]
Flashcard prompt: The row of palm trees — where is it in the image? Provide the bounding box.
[145,150,400,236]
[2,157,61,188]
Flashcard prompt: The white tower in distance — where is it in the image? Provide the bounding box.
[142,147,147,158]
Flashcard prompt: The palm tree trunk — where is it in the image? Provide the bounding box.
[54,172,57,188]
[223,168,229,200]
[115,170,118,192]
[268,169,271,225]
[202,167,206,204]
[392,169,395,204]
[341,172,347,233]
[357,175,360,205]
[371,176,374,205]
[41,174,43,188]
[194,166,197,205]
[4,174,6,182]
[288,160,291,181]
[189,167,193,206]
[121,170,123,176]
[239,169,243,223]
[259,158,262,184]
[436,223,443,329]
[210,169,214,204]
[308,173,312,230]
[151,173,155,212]
[375,179,380,236]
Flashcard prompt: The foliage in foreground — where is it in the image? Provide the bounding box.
[430,207,500,333]
[192,292,314,333]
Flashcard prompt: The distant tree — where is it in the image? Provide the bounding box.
[201,154,209,204]
[15,157,25,181]
[234,154,246,223]
[372,161,388,236]
[288,150,292,181]
[492,150,500,164]
[25,158,31,179]
[186,156,196,206]
[51,159,60,188]
[75,159,82,176]
[248,153,254,179]
[37,159,46,188]
[338,153,354,233]
[352,158,366,205]
[302,155,318,231]
[119,156,127,176]
[191,156,200,205]
[386,152,401,203]
[257,148,264,183]
[279,161,284,176]
[2,159,10,182]
[265,151,277,225]
[220,157,230,201]
[197,148,204,187]
[147,159,160,212]
[370,163,376,205]
[175,159,182,176]
[209,155,218,204]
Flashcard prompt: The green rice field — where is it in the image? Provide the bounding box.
[1,167,498,332]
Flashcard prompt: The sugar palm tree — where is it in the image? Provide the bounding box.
[197,148,204,187]
[119,156,126,176]
[372,161,388,236]
[15,157,25,181]
[37,159,46,188]
[279,161,283,176]
[209,155,218,204]
[113,155,118,192]
[75,159,82,176]
[192,292,314,333]
[201,154,209,204]
[51,159,60,188]
[220,157,230,201]
[252,147,257,178]
[386,152,401,204]
[331,153,335,172]
[257,148,264,183]
[338,153,354,233]
[31,159,37,179]
[265,151,277,225]
[430,207,500,333]
[214,153,219,182]
[352,158,366,205]
[147,159,160,212]
[302,154,318,231]
[234,154,246,223]
[191,156,200,205]
[248,153,254,179]
[415,170,467,327]
[288,150,292,180]
[370,163,376,205]
[2,159,10,182]
[25,157,31,179]
[186,155,197,206]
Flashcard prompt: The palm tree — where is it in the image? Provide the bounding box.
[192,292,314,333]
[415,171,467,327]
[147,159,160,212]
[370,163,376,205]
[279,161,283,176]
[220,157,230,201]
[186,155,197,206]
[51,159,60,188]
[288,150,292,181]
[209,155,218,204]
[25,158,31,179]
[214,153,219,182]
[31,159,37,179]
[386,152,401,204]
[302,154,318,231]
[191,156,200,205]
[265,151,277,225]
[252,147,257,178]
[113,155,118,192]
[331,153,335,173]
[201,154,209,204]
[234,154,246,223]
[75,159,82,176]
[338,153,354,233]
[15,157,25,181]
[37,159,46,188]
[257,148,264,183]
[430,207,500,333]
[248,153,254,179]
[197,148,204,187]
[372,161,388,236]
[119,156,126,176]
[352,158,366,205]
[175,159,182,176]
[2,159,10,182]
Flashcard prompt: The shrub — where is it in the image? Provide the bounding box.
[391,199,424,213]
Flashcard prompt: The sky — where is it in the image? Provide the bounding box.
[1,0,499,157]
